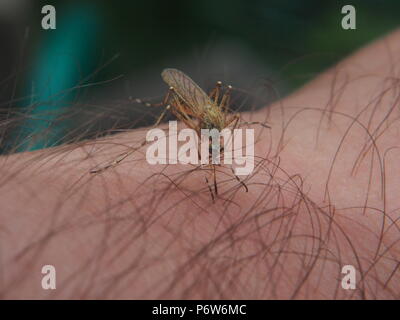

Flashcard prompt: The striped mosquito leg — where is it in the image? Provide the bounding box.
[133,98,163,108]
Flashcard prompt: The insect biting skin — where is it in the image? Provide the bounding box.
[91,68,271,201]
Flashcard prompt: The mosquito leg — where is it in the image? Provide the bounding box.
[231,167,248,192]
[133,86,173,108]
[154,105,171,126]
[133,98,163,108]
[226,113,240,129]
[89,140,146,174]
[220,85,232,112]
[225,112,271,129]
[163,87,174,105]
[220,113,239,151]
[91,105,171,174]
[90,92,174,174]
[241,121,271,128]
[169,99,199,130]
[209,81,222,104]
[170,106,197,131]
[212,164,218,195]
[205,176,215,202]
[146,89,174,127]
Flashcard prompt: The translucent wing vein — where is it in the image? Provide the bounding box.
[161,68,211,114]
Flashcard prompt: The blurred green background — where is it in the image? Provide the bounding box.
[0,0,398,152]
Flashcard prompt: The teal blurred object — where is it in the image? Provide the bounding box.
[16,3,100,151]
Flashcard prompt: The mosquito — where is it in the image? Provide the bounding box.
[90,68,270,200]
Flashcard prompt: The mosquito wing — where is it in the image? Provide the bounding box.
[161,68,212,114]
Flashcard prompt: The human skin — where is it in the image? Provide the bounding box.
[0,29,399,299]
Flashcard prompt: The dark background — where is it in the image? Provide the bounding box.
[0,0,398,152]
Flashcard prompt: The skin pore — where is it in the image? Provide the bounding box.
[0,29,399,299]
